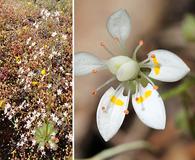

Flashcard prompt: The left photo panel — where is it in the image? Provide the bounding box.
[0,0,72,159]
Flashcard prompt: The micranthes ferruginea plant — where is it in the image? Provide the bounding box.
[75,9,190,141]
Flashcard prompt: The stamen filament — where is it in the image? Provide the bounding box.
[139,58,150,65]
[134,80,140,97]
[133,40,144,60]
[100,42,115,56]
[113,37,128,54]
[135,80,145,110]
[140,63,161,68]
[139,72,155,86]
[91,77,116,95]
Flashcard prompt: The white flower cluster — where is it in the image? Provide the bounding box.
[40,9,60,21]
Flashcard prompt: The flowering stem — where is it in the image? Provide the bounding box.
[75,141,152,160]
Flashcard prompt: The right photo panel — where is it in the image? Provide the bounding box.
[74,0,194,160]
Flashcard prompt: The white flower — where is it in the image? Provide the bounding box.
[57,120,62,126]
[37,98,42,104]
[51,113,59,123]
[47,83,52,89]
[39,47,44,56]
[14,118,19,128]
[62,34,67,40]
[21,134,25,138]
[49,54,54,59]
[8,115,13,120]
[40,9,46,16]
[31,130,36,135]
[37,121,42,127]
[40,146,45,151]
[42,113,47,119]
[26,37,32,45]
[19,100,26,109]
[32,139,36,146]
[57,89,62,95]
[66,133,72,142]
[27,71,34,77]
[31,42,36,47]
[63,111,68,117]
[51,32,57,37]
[48,140,58,150]
[54,11,60,17]
[75,9,190,141]
[45,11,50,18]
[26,120,32,129]
[4,103,11,114]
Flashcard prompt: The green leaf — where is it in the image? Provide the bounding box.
[175,109,190,134]
[34,121,58,150]
[182,14,195,42]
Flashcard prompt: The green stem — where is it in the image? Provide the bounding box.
[161,76,195,100]
[76,141,152,160]
[181,92,195,137]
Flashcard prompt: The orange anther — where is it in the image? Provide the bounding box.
[114,37,119,42]
[124,109,129,115]
[92,69,97,74]
[151,54,155,58]
[136,97,139,101]
[139,40,144,46]
[153,85,159,90]
[100,42,105,47]
[91,90,97,96]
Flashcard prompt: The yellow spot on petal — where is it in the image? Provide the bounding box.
[110,96,124,106]
[151,54,160,75]
[136,90,152,104]
[136,96,144,104]
[41,69,46,75]
[144,90,152,98]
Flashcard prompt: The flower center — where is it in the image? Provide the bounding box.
[107,56,140,81]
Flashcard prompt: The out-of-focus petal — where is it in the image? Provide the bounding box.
[107,9,131,45]
[75,52,105,76]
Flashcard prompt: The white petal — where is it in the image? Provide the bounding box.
[132,83,166,129]
[74,52,105,76]
[147,50,190,82]
[107,9,131,44]
[97,86,130,141]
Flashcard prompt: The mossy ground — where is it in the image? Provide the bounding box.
[0,0,72,159]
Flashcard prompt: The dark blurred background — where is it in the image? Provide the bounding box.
[75,0,195,159]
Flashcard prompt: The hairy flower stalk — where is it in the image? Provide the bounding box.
[75,9,190,141]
